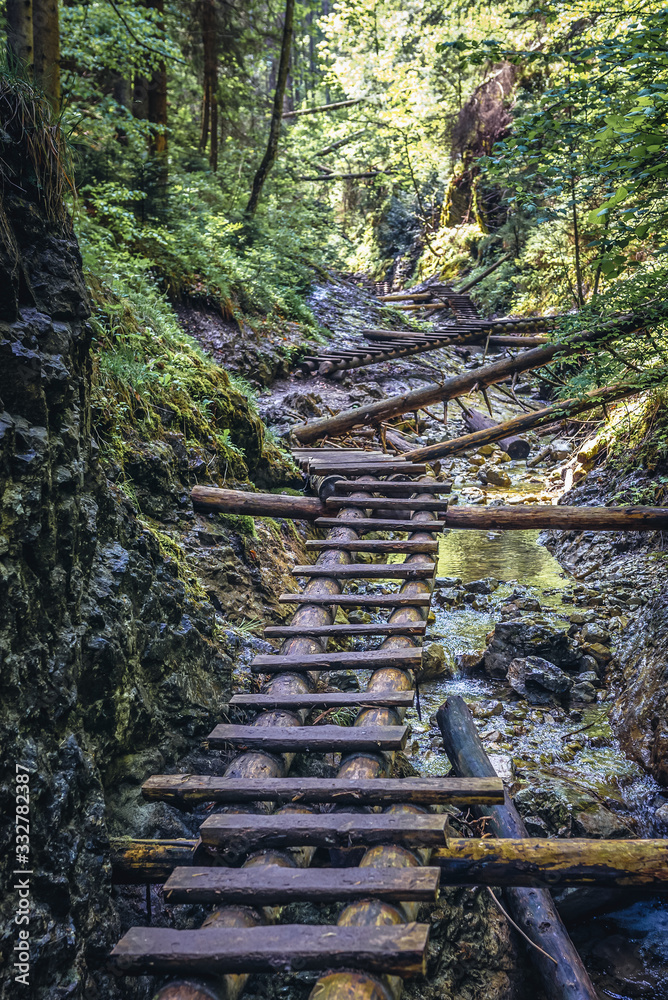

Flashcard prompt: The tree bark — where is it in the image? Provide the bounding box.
[33,0,60,110]
[6,0,33,71]
[245,0,295,218]
[199,0,218,171]
[460,406,531,459]
[437,696,597,1000]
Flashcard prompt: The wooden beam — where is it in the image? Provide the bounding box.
[251,648,422,673]
[199,811,448,851]
[314,516,444,532]
[305,539,438,553]
[324,497,449,511]
[291,563,435,578]
[278,593,431,607]
[206,723,408,752]
[111,922,430,977]
[229,691,415,710]
[191,486,324,519]
[444,506,668,531]
[142,775,504,808]
[263,622,427,638]
[330,480,451,496]
[164,865,441,904]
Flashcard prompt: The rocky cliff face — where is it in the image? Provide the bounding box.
[0,92,232,999]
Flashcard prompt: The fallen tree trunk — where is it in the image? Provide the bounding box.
[461,407,531,459]
[405,381,640,462]
[191,485,325,519]
[437,695,597,1000]
[292,317,646,444]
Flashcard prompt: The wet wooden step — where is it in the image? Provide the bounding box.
[251,648,422,673]
[229,690,415,710]
[278,593,432,607]
[199,811,448,851]
[164,865,441,904]
[326,498,449,511]
[305,539,438,553]
[291,563,435,579]
[331,481,451,496]
[143,775,503,808]
[263,622,426,638]
[306,463,428,476]
[314,517,444,532]
[110,922,429,977]
[207,724,408,752]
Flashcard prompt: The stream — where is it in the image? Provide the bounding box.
[406,486,668,997]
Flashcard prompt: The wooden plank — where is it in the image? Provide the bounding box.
[306,463,428,476]
[443,505,668,531]
[164,865,441,904]
[199,812,448,851]
[278,593,432,607]
[292,563,435,578]
[229,691,415,710]
[325,497,449,511]
[263,622,427,638]
[314,517,444,532]
[110,923,429,977]
[207,723,408,752]
[143,775,504,808]
[110,838,198,885]
[251,648,422,673]
[331,480,451,496]
[305,539,438,553]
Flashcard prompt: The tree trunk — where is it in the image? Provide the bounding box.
[460,407,531,459]
[245,0,295,218]
[6,0,33,72]
[199,0,218,170]
[147,0,167,178]
[33,0,60,110]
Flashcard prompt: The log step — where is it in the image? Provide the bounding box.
[305,463,428,476]
[164,865,441,904]
[305,539,438,553]
[331,480,451,496]
[263,622,427,638]
[291,563,436,579]
[229,690,415,710]
[207,723,408,752]
[314,517,445,532]
[199,811,448,851]
[110,922,429,977]
[143,775,504,808]
[325,498,449,511]
[278,593,432,607]
[251,648,422,673]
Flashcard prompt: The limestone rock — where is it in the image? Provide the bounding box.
[508,656,573,704]
[417,642,450,680]
[484,620,581,678]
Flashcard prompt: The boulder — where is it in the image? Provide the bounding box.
[478,465,512,487]
[417,642,450,681]
[484,620,582,678]
[570,681,597,703]
[580,622,611,645]
[464,577,499,594]
[508,656,573,705]
[514,776,633,838]
[454,650,484,675]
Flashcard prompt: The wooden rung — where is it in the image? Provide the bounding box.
[306,463,428,476]
[229,691,415,710]
[292,563,435,579]
[326,498,449,511]
[305,540,438,553]
[200,811,448,851]
[278,593,432,607]
[263,622,426,638]
[164,865,441,904]
[207,723,408,752]
[332,481,452,496]
[251,648,422,673]
[110,922,429,977]
[314,518,445,532]
[143,775,503,808]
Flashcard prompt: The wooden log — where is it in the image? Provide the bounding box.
[206,723,408,752]
[191,486,324,519]
[110,838,199,884]
[229,692,416,710]
[405,381,642,462]
[199,811,448,852]
[325,497,449,511]
[292,318,647,443]
[314,517,445,531]
[330,480,451,496]
[305,539,439,553]
[143,775,504,809]
[379,291,435,302]
[111,922,429,977]
[291,563,435,579]
[251,648,422,673]
[164,865,441,904]
[444,506,668,531]
[435,838,668,890]
[437,695,597,1000]
[305,462,428,475]
[278,593,432,607]
[263,623,427,638]
[461,407,531,460]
